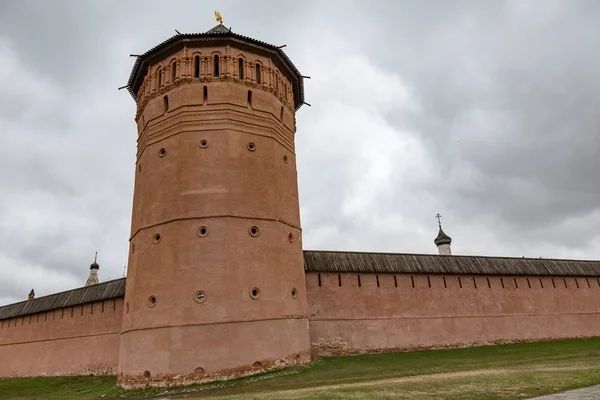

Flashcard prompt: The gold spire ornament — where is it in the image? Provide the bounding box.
[215,11,223,24]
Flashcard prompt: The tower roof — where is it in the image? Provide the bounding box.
[434,227,452,246]
[126,24,305,110]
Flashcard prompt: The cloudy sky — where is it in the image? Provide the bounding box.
[0,0,599,306]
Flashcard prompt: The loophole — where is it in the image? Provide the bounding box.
[138,164,142,172]
[199,139,208,148]
[247,142,256,151]
[158,148,167,157]
[291,288,297,299]
[250,287,261,300]
[131,243,135,253]
[283,155,288,164]
[197,226,208,237]
[152,233,161,244]
[148,295,156,307]
[288,232,294,243]
[194,291,206,304]
[143,370,150,378]
[249,226,260,237]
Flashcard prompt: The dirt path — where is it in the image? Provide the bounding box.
[199,365,599,399]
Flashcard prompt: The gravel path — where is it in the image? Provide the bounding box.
[529,385,600,399]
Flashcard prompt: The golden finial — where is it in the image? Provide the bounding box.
[215,11,223,24]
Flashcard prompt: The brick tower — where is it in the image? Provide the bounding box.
[118,22,310,388]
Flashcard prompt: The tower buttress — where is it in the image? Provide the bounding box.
[118,21,309,389]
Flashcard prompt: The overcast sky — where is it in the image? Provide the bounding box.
[0,0,599,306]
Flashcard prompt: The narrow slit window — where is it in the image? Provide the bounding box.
[487,277,491,288]
[203,86,208,103]
[194,56,200,78]
[256,64,261,84]
[587,278,591,288]
[163,95,169,113]
[172,61,177,82]
[238,58,244,79]
[443,276,447,288]
[338,274,342,287]
[213,55,220,77]
[458,277,462,288]
[358,275,361,287]
[247,90,252,108]
[527,278,531,288]
[575,279,580,289]
[540,278,544,288]
[473,277,477,289]
[411,276,415,288]
[394,275,398,288]
[501,278,505,289]
[564,278,568,288]
[317,273,321,287]
[514,278,518,289]
[158,69,163,87]
[427,276,431,288]
[280,106,284,121]
[376,275,380,287]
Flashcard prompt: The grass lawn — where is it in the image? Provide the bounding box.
[1,338,600,399]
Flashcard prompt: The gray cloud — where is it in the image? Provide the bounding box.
[0,0,599,305]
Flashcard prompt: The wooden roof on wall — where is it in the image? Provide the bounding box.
[2,251,600,320]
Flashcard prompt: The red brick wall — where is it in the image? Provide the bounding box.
[306,272,600,355]
[0,298,123,377]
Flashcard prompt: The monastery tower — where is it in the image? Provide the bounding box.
[118,22,310,388]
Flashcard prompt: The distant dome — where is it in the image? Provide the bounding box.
[434,227,452,246]
[90,261,99,270]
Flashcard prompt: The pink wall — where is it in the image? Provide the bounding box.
[0,298,124,377]
[306,272,600,355]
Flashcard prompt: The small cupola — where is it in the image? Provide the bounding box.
[86,252,100,286]
[434,214,453,255]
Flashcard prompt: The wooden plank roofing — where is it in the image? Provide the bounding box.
[303,251,600,277]
[2,251,600,320]
[0,278,125,321]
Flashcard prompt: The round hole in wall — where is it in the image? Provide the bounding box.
[152,233,161,244]
[199,139,208,148]
[249,226,260,237]
[253,361,262,368]
[143,370,150,378]
[288,232,294,243]
[197,226,208,237]
[195,367,205,374]
[291,288,297,299]
[158,148,167,157]
[283,155,288,164]
[247,142,256,152]
[250,287,261,300]
[148,295,156,307]
[194,291,206,304]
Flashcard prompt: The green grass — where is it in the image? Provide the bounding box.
[2,338,600,399]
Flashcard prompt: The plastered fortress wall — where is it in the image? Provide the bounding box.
[3,270,600,378]
[0,298,123,377]
[306,272,600,355]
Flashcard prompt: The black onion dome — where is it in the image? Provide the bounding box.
[434,227,452,246]
[90,261,99,270]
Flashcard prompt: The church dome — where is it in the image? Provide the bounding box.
[90,261,99,270]
[434,227,452,246]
